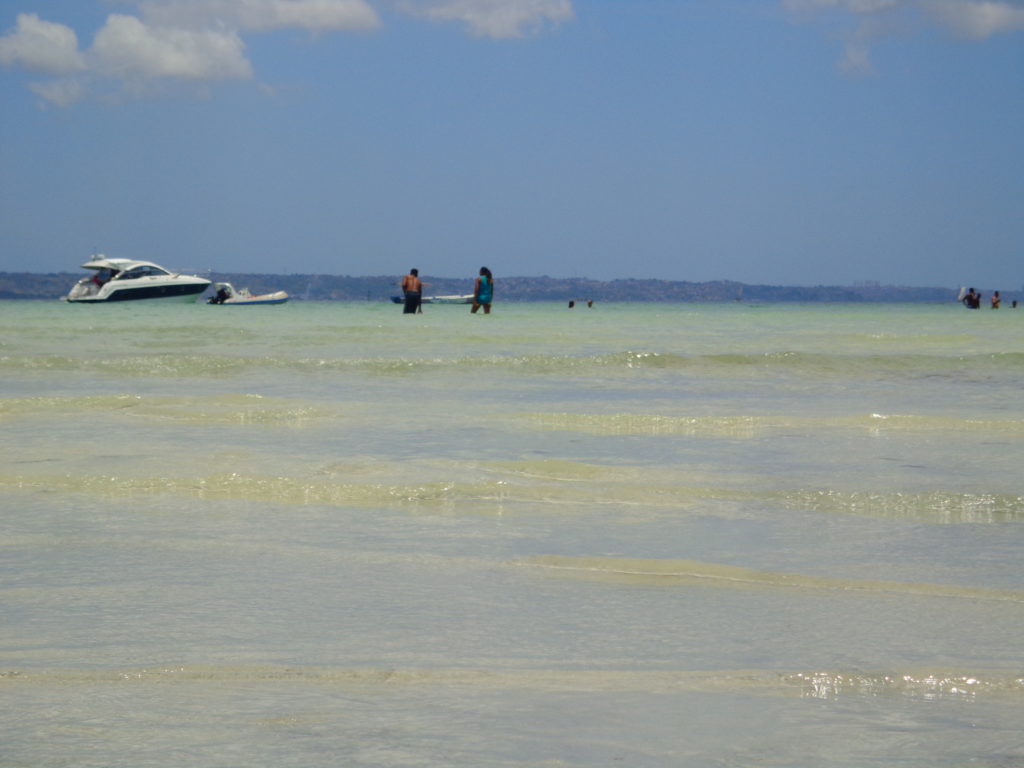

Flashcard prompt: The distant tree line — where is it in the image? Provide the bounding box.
[0,271,972,303]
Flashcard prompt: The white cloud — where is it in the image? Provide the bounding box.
[840,40,874,72]
[785,0,1024,36]
[2,0,579,106]
[925,0,1024,38]
[91,13,252,80]
[0,13,86,75]
[782,0,898,11]
[397,0,574,38]
[28,78,87,107]
[136,0,380,33]
[0,1,380,107]
[783,0,1024,70]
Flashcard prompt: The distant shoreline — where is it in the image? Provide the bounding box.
[0,271,998,303]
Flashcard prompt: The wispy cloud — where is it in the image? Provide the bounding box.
[394,0,574,38]
[27,78,88,108]
[925,0,1024,38]
[135,0,381,33]
[783,0,1024,71]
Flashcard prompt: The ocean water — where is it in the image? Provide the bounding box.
[1,298,1022,767]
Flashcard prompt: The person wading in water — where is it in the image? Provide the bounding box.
[471,267,493,315]
[400,268,423,314]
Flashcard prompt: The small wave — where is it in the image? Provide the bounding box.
[0,471,718,512]
[0,354,254,377]
[4,459,1019,523]
[859,413,1024,434]
[2,665,1021,701]
[4,349,1021,380]
[0,351,689,378]
[4,456,766,512]
[781,489,1024,523]
[0,394,144,417]
[720,351,1024,376]
[782,670,1024,700]
[513,412,787,437]
[0,393,334,426]
[843,333,979,345]
[0,473,467,507]
[290,351,693,376]
[522,555,1024,602]
[513,411,1024,438]
[485,459,644,482]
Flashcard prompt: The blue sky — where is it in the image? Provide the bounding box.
[1,0,1022,287]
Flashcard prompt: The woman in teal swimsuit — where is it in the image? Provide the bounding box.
[471,267,493,314]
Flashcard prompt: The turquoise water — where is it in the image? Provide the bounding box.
[1,299,1022,767]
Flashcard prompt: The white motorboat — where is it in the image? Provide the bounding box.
[64,255,210,303]
[207,282,289,306]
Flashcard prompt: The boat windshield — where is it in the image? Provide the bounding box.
[115,265,171,279]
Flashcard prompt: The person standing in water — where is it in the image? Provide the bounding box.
[400,268,423,314]
[962,288,981,309]
[471,267,493,314]
[991,291,1001,309]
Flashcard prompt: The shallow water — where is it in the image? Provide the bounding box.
[1,299,1022,766]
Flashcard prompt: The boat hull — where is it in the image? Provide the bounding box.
[214,294,289,306]
[207,285,289,305]
[66,282,209,303]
